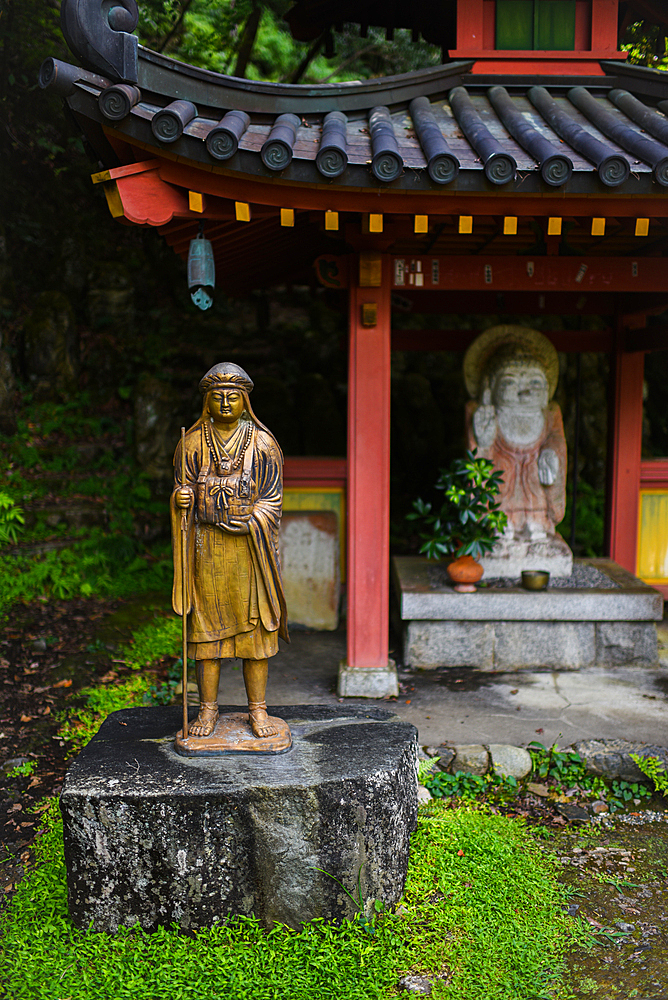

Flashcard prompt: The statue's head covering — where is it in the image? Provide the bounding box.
[464,325,559,401]
[198,362,254,396]
[188,362,279,452]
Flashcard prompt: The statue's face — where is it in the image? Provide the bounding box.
[208,388,245,423]
[491,362,548,410]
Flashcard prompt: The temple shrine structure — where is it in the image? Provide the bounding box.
[43,0,668,695]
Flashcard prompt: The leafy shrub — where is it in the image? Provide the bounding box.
[0,491,25,545]
[630,753,668,797]
[425,769,520,803]
[407,450,507,560]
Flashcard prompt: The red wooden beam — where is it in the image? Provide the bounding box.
[283,457,347,486]
[640,458,668,486]
[391,290,668,316]
[103,144,668,219]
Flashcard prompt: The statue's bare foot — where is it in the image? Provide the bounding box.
[248,701,279,738]
[188,703,219,737]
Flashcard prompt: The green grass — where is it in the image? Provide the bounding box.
[402,802,588,998]
[58,675,160,755]
[119,614,182,671]
[0,799,588,999]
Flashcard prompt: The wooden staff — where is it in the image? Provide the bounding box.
[180,426,189,739]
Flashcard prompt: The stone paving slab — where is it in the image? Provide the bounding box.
[245,626,668,749]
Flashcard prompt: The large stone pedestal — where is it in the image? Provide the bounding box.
[60,705,417,932]
[393,557,663,670]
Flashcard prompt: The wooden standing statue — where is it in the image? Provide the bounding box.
[171,363,291,755]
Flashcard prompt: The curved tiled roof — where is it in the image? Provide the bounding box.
[42,45,668,196]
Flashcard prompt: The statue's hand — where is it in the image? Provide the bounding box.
[174,486,194,509]
[538,449,559,486]
[225,516,251,535]
[472,404,496,449]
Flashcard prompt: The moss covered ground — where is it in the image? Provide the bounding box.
[1,792,587,1000]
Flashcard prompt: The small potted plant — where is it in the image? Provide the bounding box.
[407,450,507,592]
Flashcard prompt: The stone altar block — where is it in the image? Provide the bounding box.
[393,556,663,670]
[60,705,417,932]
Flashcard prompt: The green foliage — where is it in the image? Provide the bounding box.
[0,391,173,615]
[422,744,652,815]
[425,770,520,803]
[528,743,652,813]
[407,450,507,560]
[135,1,442,84]
[6,760,37,779]
[0,491,25,545]
[58,676,157,755]
[119,614,182,670]
[528,742,587,785]
[622,20,668,68]
[630,753,668,797]
[417,756,441,784]
[0,533,172,613]
[312,864,382,935]
[0,798,584,1000]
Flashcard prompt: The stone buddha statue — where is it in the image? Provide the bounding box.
[464,325,573,578]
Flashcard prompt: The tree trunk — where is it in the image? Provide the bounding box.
[234,6,262,79]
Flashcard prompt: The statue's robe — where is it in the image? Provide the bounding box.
[171,419,288,659]
[466,400,567,537]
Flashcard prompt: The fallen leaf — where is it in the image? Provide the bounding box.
[27,777,41,789]
[510,689,518,695]
[53,679,72,689]
[535,728,544,734]
[20,714,34,723]
[8,803,22,814]
[4,885,13,893]
[457,849,465,856]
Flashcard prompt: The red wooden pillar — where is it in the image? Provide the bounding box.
[607,332,645,573]
[338,253,398,697]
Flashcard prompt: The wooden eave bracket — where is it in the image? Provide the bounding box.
[91,159,237,225]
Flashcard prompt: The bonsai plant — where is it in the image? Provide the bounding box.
[407,450,507,590]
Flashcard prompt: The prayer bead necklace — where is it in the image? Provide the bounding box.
[204,418,252,475]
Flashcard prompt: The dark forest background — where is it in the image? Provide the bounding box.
[0,0,667,608]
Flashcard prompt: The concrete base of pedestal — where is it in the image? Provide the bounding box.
[60,705,417,932]
[337,661,399,697]
[393,556,663,670]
